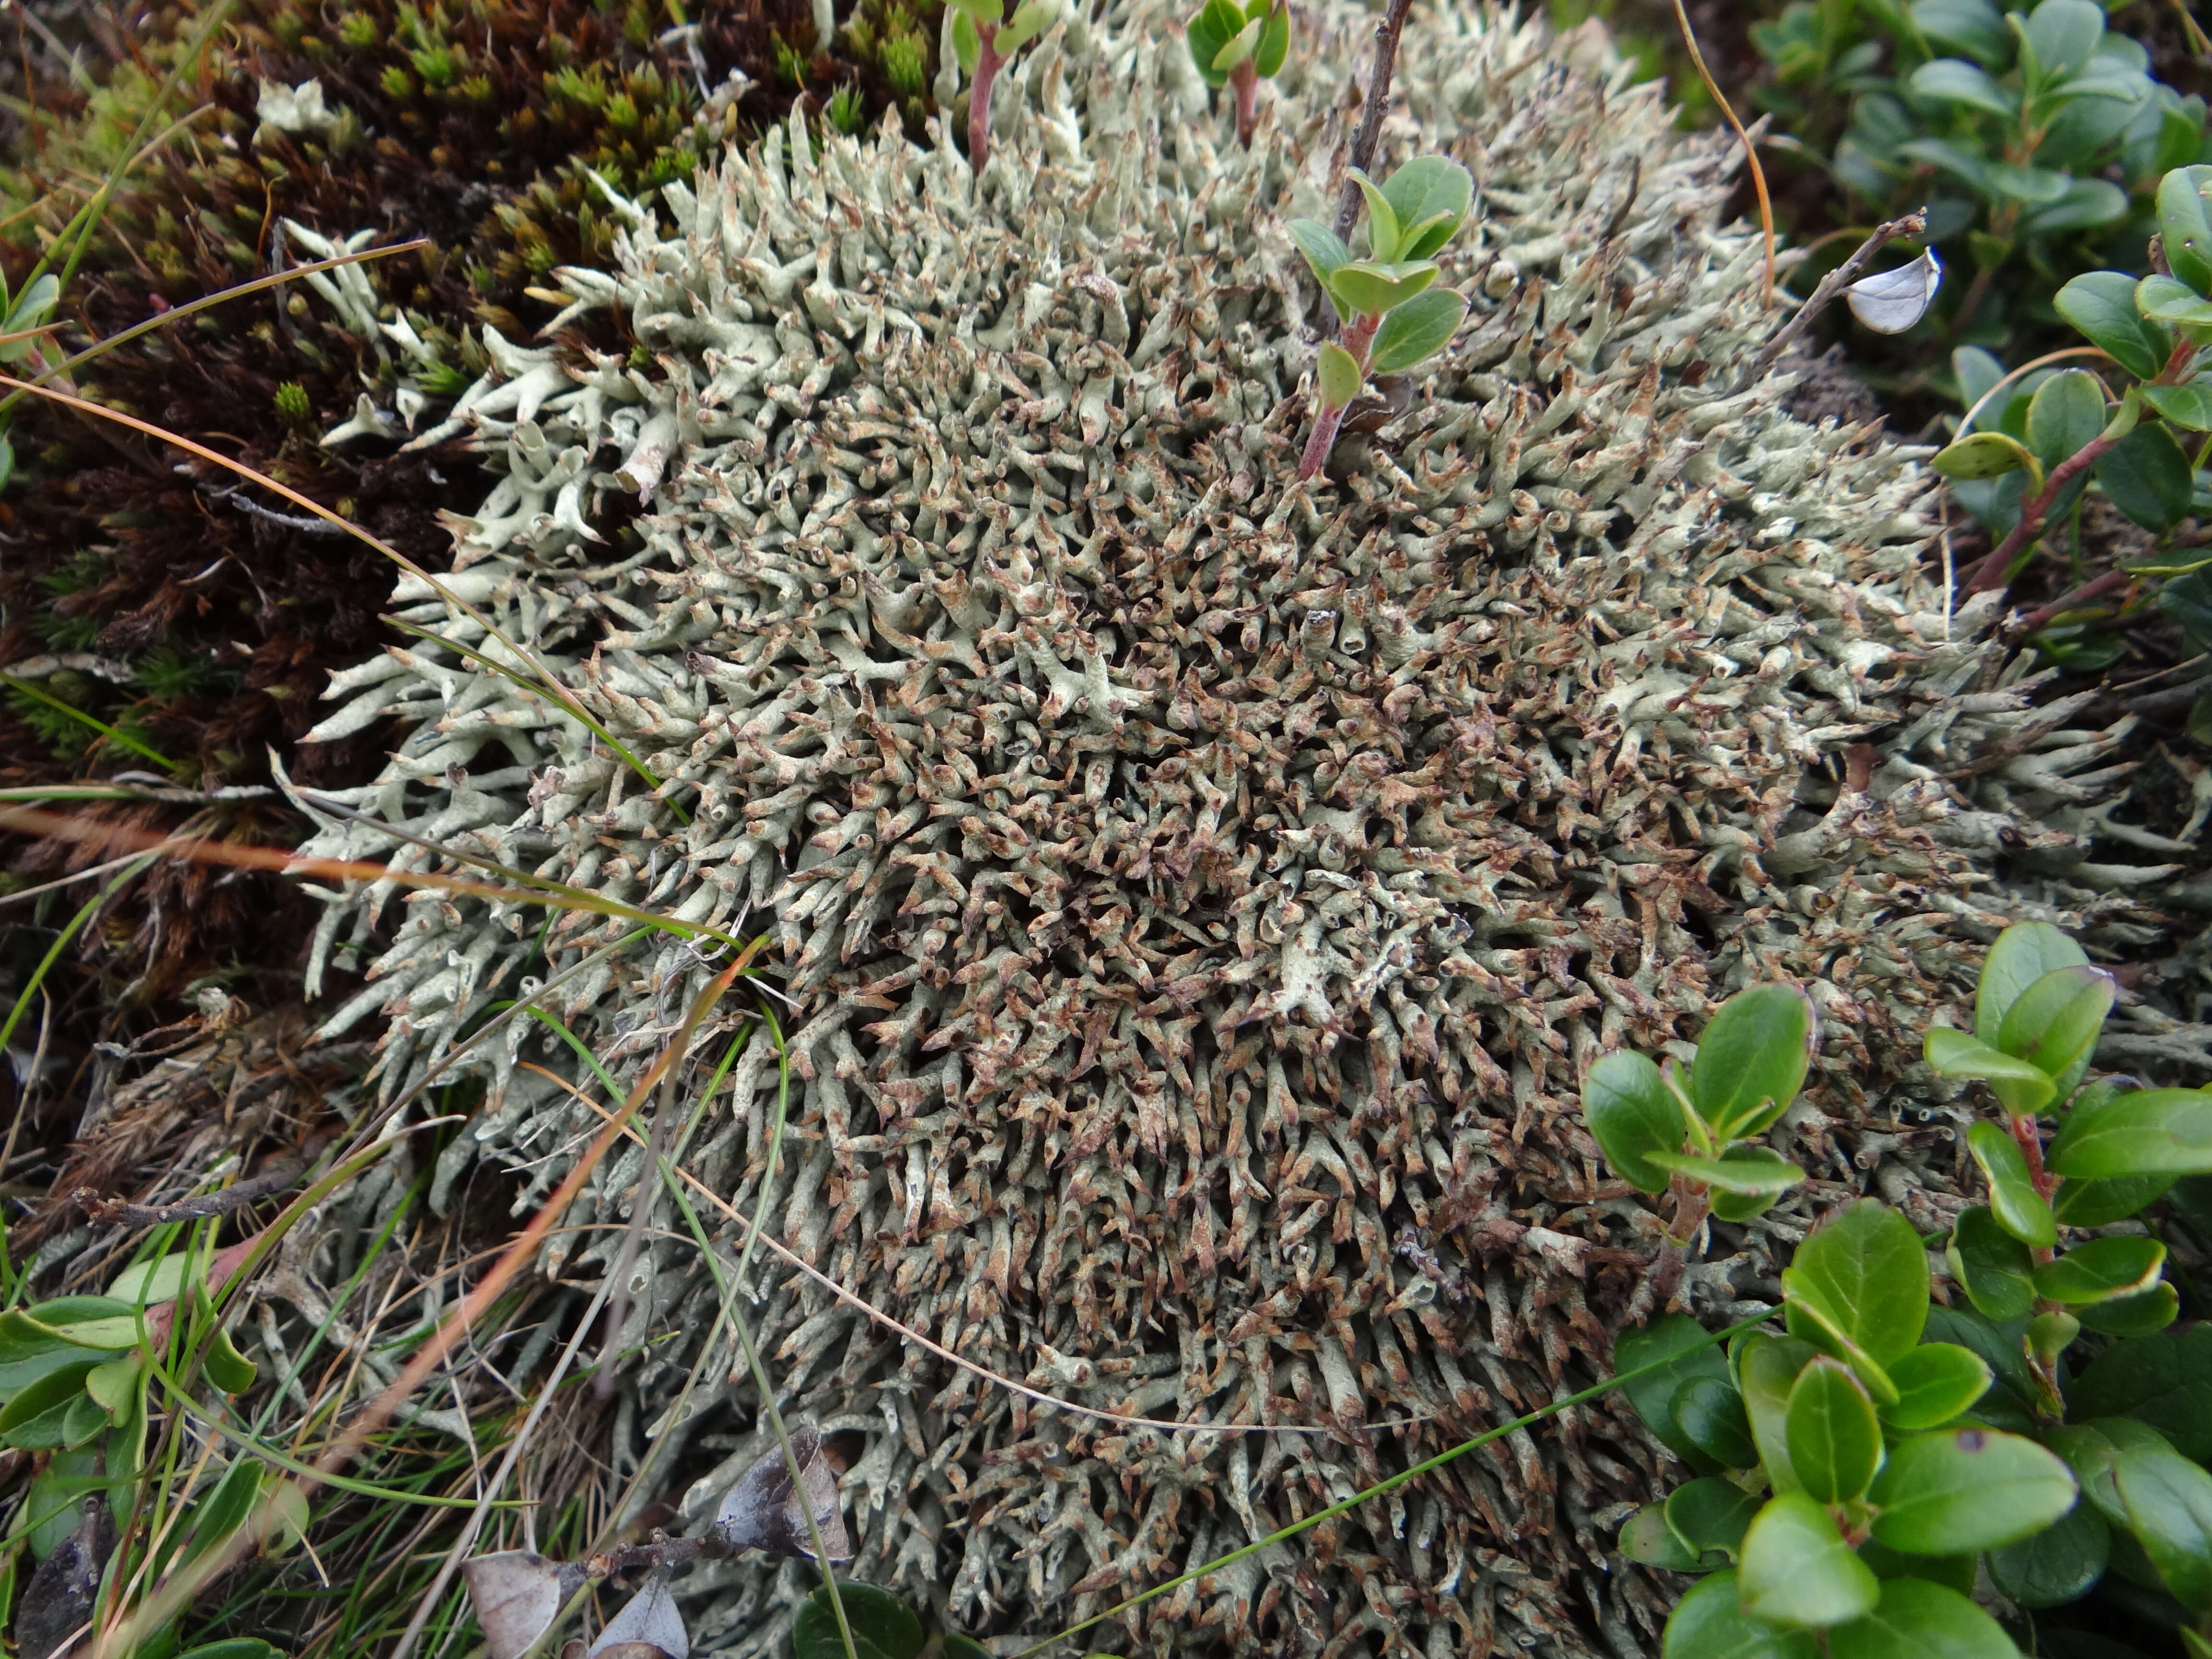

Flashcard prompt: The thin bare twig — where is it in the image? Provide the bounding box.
[1739,208,1928,389]
[1329,0,1415,245]
[75,1129,341,1227]
[2006,568,2134,642]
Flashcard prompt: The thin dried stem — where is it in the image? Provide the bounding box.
[75,1129,340,1226]
[1328,0,1413,244]
[1671,0,1774,304]
[92,968,745,1658]
[0,804,744,953]
[1738,208,1927,388]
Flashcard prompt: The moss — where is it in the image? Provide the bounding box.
[0,0,901,1003]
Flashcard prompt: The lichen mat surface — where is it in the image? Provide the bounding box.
[281,0,2152,1651]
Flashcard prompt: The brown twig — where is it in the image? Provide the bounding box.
[74,1129,340,1227]
[2006,568,2134,642]
[1738,209,1929,389]
[1328,0,1415,245]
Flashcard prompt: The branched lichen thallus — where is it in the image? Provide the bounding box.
[1290,156,1473,481]
[947,0,1062,168]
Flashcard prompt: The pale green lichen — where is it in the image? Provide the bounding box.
[282,1,2161,1652]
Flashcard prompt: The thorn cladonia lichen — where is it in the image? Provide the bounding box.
[283,0,2161,1650]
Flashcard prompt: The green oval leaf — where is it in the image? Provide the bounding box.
[1580,1049,1687,1194]
[184,1458,264,1564]
[1978,922,2092,1041]
[1325,260,1438,318]
[1661,1571,1822,1659]
[2139,273,2212,328]
[1346,169,1401,262]
[1924,1027,2055,1115]
[2025,0,2103,76]
[1965,1120,2057,1247]
[793,1582,926,1659]
[1286,217,1349,283]
[1909,57,2015,116]
[2097,421,2195,532]
[1868,1426,2079,1556]
[2143,383,2212,431]
[1945,1205,2037,1322]
[1783,1199,1930,1372]
[1740,1492,1881,1628]
[1186,0,1240,81]
[1647,1147,1808,1196]
[1623,1501,1706,1570]
[1250,0,1288,76]
[2032,1235,2165,1306]
[1674,1376,1758,1469]
[2026,368,2107,470]
[2049,1087,2212,1179]
[1931,430,2038,481]
[1314,342,1362,411]
[1735,1331,1817,1485]
[2055,269,2172,382]
[2158,164,2212,297]
[1786,1357,1884,1503]
[205,1327,258,1395]
[1380,156,1471,261]
[2116,1435,2212,1613]
[1690,985,1817,1142]
[2053,1170,2176,1227]
[1825,1576,2020,1659]
[2077,1276,2180,1337]
[1617,1314,1733,1471]
[1206,13,1259,71]
[1368,286,1466,375]
[0,1361,97,1450]
[1988,1498,2109,1608]
[84,1354,143,1423]
[2073,1330,2212,1462]
[1665,1474,1763,1563]
[1880,1343,1993,1432]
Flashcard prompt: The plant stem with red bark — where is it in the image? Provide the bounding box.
[968,16,1005,169]
[1966,338,2200,593]
[1297,313,1379,481]
[1230,59,1258,147]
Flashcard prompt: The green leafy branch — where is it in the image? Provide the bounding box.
[1935,163,2212,605]
[1288,156,1472,481]
[945,0,1060,169]
[1186,0,1288,147]
[1583,984,1819,1243]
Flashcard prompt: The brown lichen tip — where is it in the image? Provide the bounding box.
[284,0,2158,1652]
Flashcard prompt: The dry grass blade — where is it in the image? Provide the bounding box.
[0,240,429,420]
[90,962,751,1658]
[0,373,678,809]
[0,804,744,951]
[1671,0,1774,304]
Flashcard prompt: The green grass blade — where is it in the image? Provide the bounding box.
[1,672,176,769]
